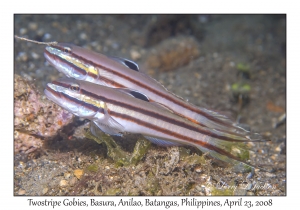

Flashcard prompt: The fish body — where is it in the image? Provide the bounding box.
[44,43,248,134]
[45,78,256,167]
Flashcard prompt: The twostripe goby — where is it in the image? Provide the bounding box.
[45,78,259,167]
[43,43,252,136]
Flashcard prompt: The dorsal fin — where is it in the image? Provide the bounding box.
[108,56,139,71]
[116,88,150,102]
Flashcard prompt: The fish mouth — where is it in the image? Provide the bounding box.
[44,47,86,80]
[44,83,69,109]
[44,47,62,67]
[44,48,60,71]
[44,84,62,106]
[44,46,56,60]
[44,82,80,115]
[44,47,68,74]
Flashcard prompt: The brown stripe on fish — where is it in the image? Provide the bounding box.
[78,88,249,142]
[51,80,70,89]
[67,94,102,112]
[45,84,61,98]
[48,46,231,127]
[46,82,104,113]
[110,111,248,164]
[101,77,126,88]
[45,50,90,78]
[46,49,125,86]
[68,94,101,113]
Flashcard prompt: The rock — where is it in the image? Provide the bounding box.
[64,172,71,179]
[18,189,26,195]
[42,187,48,195]
[144,36,200,72]
[14,131,43,154]
[59,179,68,187]
[195,166,202,173]
[74,169,84,179]
[265,172,276,178]
[69,177,77,186]
[14,74,74,154]
[130,49,142,60]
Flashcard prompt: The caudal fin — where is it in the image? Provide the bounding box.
[194,134,265,171]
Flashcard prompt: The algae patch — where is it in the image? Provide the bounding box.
[87,164,99,173]
[84,126,151,166]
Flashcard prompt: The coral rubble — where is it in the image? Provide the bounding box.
[14,74,73,154]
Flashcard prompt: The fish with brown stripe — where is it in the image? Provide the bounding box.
[44,78,263,169]
[37,39,252,135]
[15,36,262,138]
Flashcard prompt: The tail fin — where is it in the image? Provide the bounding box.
[199,121,267,143]
[192,107,252,136]
[195,134,266,171]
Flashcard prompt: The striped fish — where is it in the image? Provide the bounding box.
[44,43,253,136]
[44,78,260,168]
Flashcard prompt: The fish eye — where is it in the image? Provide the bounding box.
[70,84,80,91]
[63,47,71,53]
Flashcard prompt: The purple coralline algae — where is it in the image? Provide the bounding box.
[14,74,74,154]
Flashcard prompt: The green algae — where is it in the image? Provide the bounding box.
[178,143,252,173]
[217,141,252,172]
[146,171,160,195]
[104,188,121,195]
[85,129,104,145]
[87,164,99,173]
[236,63,251,79]
[231,83,251,95]
[129,137,152,165]
[211,179,237,196]
[231,145,250,161]
[179,147,191,159]
[181,153,206,166]
[179,147,206,166]
[219,141,250,162]
[237,63,250,72]
[211,187,235,196]
[84,127,151,167]
[84,129,129,166]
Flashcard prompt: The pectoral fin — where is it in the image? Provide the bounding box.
[92,109,125,136]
